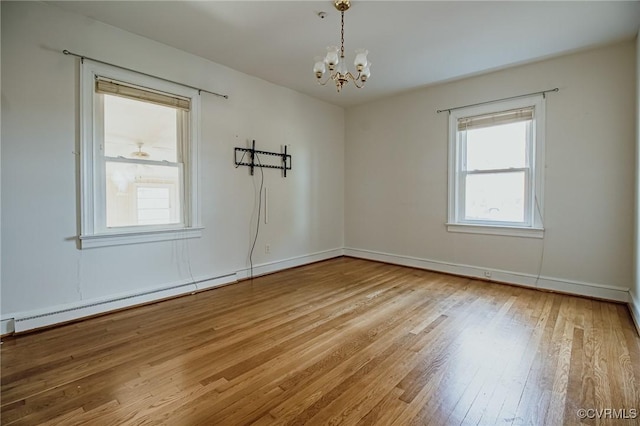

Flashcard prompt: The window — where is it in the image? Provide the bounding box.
[80,61,201,248]
[447,95,545,238]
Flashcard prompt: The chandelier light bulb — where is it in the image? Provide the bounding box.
[354,49,368,72]
[325,46,340,70]
[314,56,326,78]
[361,62,371,81]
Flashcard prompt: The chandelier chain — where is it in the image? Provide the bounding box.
[340,11,345,58]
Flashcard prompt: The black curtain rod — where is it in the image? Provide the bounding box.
[437,88,558,114]
[63,49,229,99]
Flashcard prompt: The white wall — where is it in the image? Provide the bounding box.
[1,2,344,332]
[632,31,640,331]
[1,2,636,335]
[345,41,636,302]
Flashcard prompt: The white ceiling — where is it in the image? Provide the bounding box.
[50,1,640,107]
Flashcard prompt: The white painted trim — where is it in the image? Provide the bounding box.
[447,95,546,234]
[80,59,202,247]
[629,291,640,336]
[80,227,203,249]
[344,247,630,303]
[1,319,15,336]
[7,246,626,334]
[235,248,345,280]
[446,223,544,238]
[3,248,344,333]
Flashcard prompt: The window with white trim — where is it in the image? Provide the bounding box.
[80,61,202,248]
[447,95,545,238]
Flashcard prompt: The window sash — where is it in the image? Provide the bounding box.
[446,95,545,237]
[459,168,532,226]
[103,160,184,230]
[455,116,534,227]
[94,90,187,233]
[104,156,181,168]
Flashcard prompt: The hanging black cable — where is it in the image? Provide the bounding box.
[234,150,248,168]
[248,154,265,280]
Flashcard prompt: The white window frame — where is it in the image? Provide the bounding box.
[447,95,545,238]
[79,60,202,248]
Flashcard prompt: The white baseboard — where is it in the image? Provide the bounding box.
[3,248,343,334]
[5,246,627,335]
[344,247,630,303]
[235,248,344,279]
[1,319,15,336]
[629,290,640,336]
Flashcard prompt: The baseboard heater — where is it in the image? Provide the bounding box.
[10,272,237,333]
[3,248,344,335]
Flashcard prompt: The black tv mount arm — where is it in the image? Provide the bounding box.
[234,140,292,177]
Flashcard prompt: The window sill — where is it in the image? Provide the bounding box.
[79,227,203,249]
[446,223,544,238]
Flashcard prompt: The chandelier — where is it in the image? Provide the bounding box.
[313,0,370,92]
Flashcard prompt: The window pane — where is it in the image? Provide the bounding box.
[106,161,181,228]
[137,187,172,225]
[465,171,525,223]
[103,94,178,162]
[465,121,528,171]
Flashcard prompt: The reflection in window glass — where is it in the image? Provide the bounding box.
[105,162,180,228]
[137,187,172,225]
[103,94,178,163]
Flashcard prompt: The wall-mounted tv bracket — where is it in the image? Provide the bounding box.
[234,140,292,177]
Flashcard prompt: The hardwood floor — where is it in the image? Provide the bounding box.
[2,257,639,425]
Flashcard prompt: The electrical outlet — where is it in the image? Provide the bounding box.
[265,244,271,254]
[484,271,492,278]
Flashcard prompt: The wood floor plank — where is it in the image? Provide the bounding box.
[475,291,552,425]
[2,257,639,425]
[387,284,519,425]
[504,294,564,424]
[459,290,535,425]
